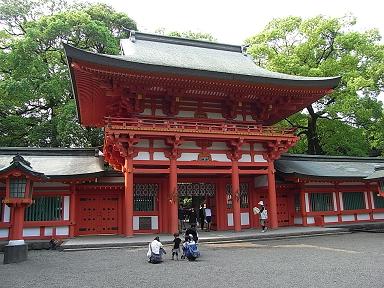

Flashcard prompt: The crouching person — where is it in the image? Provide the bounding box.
[147,236,166,264]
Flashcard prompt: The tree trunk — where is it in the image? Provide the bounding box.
[306,107,323,155]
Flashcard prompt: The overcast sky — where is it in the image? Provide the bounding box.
[88,0,383,44]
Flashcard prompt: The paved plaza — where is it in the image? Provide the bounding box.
[1,232,384,288]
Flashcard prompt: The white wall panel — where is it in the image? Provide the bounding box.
[324,215,338,223]
[56,226,69,236]
[23,228,40,237]
[239,154,252,162]
[211,154,230,162]
[373,213,384,220]
[63,196,70,221]
[206,113,223,119]
[306,216,315,224]
[241,212,250,225]
[151,216,158,230]
[341,215,354,222]
[356,213,370,221]
[180,141,199,149]
[0,228,9,238]
[153,152,168,160]
[254,155,267,162]
[44,227,53,236]
[136,139,150,148]
[178,153,199,161]
[3,205,10,222]
[227,213,234,226]
[134,152,150,160]
[294,217,303,225]
[153,140,166,148]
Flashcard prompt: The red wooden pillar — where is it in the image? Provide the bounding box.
[124,156,134,236]
[231,160,241,232]
[10,207,25,241]
[169,158,178,234]
[267,161,278,229]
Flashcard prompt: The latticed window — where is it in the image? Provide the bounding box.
[309,193,334,212]
[134,184,159,211]
[225,183,249,209]
[342,192,365,210]
[373,192,384,209]
[10,177,27,198]
[294,194,301,212]
[25,196,63,221]
[177,183,215,197]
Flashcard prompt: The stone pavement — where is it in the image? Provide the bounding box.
[60,226,350,251]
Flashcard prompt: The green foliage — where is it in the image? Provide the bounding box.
[0,0,137,147]
[246,15,384,156]
[168,30,216,42]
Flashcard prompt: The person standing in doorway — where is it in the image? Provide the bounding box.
[199,204,205,231]
[189,207,197,227]
[257,201,268,232]
[204,204,212,231]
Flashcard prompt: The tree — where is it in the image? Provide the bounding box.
[168,30,216,42]
[246,15,384,156]
[0,0,137,147]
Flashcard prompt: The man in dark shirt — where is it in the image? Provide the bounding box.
[172,233,182,260]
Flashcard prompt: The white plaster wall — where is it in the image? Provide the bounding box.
[356,213,370,221]
[23,228,40,237]
[253,143,265,152]
[63,196,70,221]
[305,193,310,212]
[254,155,267,162]
[153,140,167,148]
[241,212,250,225]
[210,142,227,150]
[141,108,152,116]
[242,144,251,151]
[3,205,10,222]
[178,153,199,161]
[133,216,139,230]
[155,109,166,116]
[134,152,150,160]
[180,141,199,149]
[306,216,315,224]
[341,215,354,222]
[0,228,9,238]
[178,111,194,118]
[364,192,369,209]
[234,115,243,121]
[227,213,234,226]
[254,175,267,187]
[56,226,69,236]
[294,217,303,225]
[136,139,150,148]
[153,152,168,160]
[339,192,344,210]
[206,112,223,119]
[245,115,253,121]
[370,192,375,209]
[373,213,384,220]
[239,154,252,163]
[333,192,338,211]
[324,215,338,223]
[211,154,231,162]
[44,227,53,236]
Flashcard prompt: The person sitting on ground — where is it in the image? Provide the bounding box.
[172,233,182,260]
[147,236,166,264]
[185,224,198,242]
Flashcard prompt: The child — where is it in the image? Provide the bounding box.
[172,233,182,260]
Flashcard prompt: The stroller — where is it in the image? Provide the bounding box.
[182,238,200,261]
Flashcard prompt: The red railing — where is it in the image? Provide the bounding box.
[105,117,296,136]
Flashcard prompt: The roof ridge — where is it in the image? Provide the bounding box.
[0,147,100,157]
[280,153,384,162]
[126,30,243,53]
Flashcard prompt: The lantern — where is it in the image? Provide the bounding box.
[1,154,46,264]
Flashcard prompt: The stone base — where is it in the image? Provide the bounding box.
[3,244,28,264]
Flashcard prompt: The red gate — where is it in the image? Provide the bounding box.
[77,194,120,235]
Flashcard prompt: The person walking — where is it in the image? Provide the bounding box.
[204,204,212,231]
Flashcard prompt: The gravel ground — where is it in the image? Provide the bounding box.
[1,232,384,288]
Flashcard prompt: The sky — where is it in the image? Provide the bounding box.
[88,0,383,45]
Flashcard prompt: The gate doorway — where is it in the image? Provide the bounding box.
[76,193,120,236]
[178,182,216,231]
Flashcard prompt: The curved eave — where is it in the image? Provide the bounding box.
[46,171,105,180]
[0,162,47,180]
[64,43,341,89]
